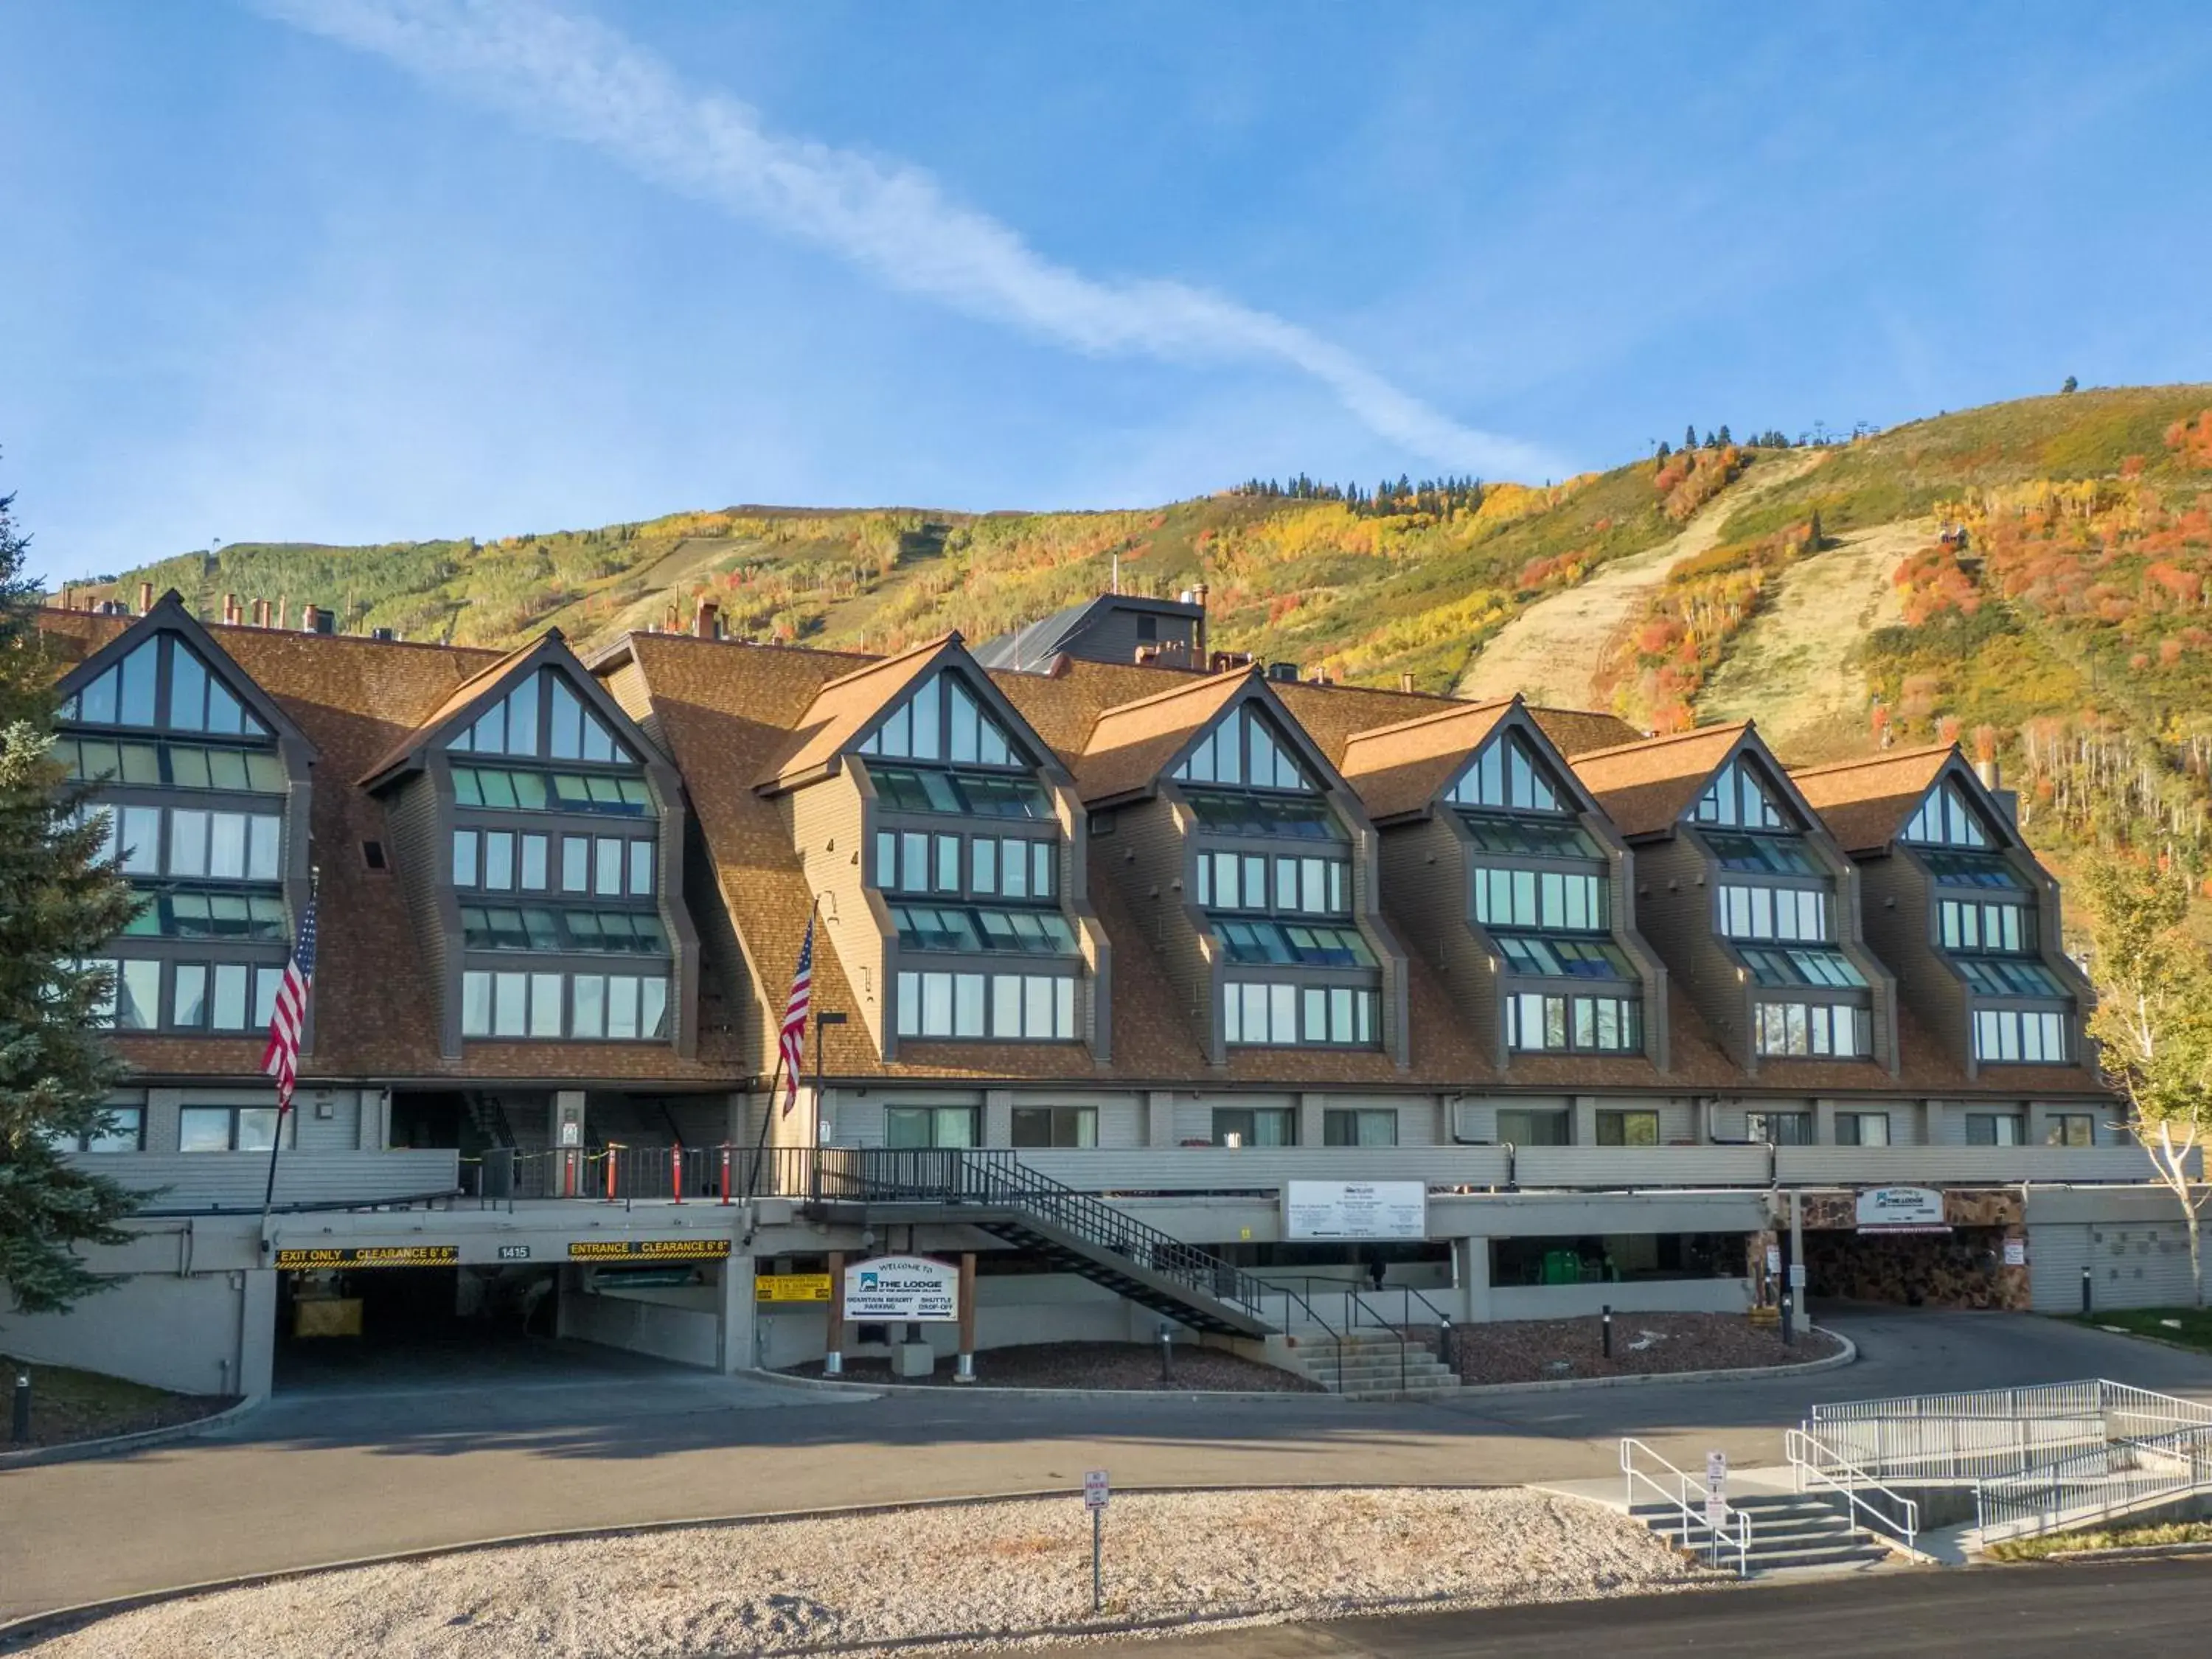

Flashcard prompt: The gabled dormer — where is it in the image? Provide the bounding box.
[1079,669,1409,1070]
[54,592,317,1044]
[1795,746,2092,1078]
[361,630,701,1060]
[1341,696,1669,1069]
[1571,723,1898,1075]
[756,634,1110,1065]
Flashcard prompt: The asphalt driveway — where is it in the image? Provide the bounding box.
[4,1306,2208,1628]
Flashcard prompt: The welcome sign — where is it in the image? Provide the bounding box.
[1855,1186,1950,1234]
[843,1254,960,1321]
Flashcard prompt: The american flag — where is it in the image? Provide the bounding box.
[261,894,318,1113]
[778,913,814,1115]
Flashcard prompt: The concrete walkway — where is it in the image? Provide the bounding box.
[5,1307,2209,1625]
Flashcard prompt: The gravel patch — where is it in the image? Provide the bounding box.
[23,1489,1713,1658]
[779,1341,1320,1392]
[1450,1312,1842,1385]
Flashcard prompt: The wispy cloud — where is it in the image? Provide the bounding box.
[258,0,1559,478]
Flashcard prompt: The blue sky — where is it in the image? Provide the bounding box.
[4,1,2210,582]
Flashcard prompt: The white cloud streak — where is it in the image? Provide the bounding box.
[259,0,1559,478]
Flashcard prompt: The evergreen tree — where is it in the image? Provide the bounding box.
[0,462,143,1319]
[1655,440,1671,462]
[1717,424,1733,446]
[1684,423,1697,453]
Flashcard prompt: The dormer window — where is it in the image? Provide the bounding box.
[61,634,271,737]
[1445,731,1562,812]
[1903,780,1992,847]
[450,673,634,765]
[859,672,1023,768]
[1694,759,1788,830]
[1175,706,1312,792]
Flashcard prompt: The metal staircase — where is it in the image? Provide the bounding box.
[803,1148,1324,1338]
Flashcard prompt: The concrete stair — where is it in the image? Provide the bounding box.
[1632,1492,1893,1573]
[1289,1332,1461,1401]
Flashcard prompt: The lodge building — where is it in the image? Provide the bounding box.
[11,588,2177,1399]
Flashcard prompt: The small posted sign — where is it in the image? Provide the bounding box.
[1083,1468,1110,1510]
[1703,1450,1728,1528]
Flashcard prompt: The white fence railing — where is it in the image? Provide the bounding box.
[1620,1439,1750,1576]
[1784,1427,1921,1554]
[1977,1425,2212,1544]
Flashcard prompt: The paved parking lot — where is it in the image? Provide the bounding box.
[5,1307,2210,1627]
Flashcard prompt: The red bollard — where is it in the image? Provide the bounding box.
[671,1145,683,1204]
[604,1148,617,1203]
[719,1146,731,1206]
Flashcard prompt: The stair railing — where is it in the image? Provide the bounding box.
[1784,1427,1921,1555]
[810,1148,1337,1338]
[1346,1288,1408,1396]
[1619,1438,1750,1577]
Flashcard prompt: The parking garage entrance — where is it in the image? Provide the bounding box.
[1793,1187,2030,1312]
[271,1245,576,1391]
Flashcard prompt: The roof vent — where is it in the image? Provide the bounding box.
[370,627,396,642]
[1267,662,1298,682]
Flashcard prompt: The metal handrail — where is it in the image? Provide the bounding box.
[1346,1287,1409,1394]
[811,1147,1338,1340]
[1619,1439,1750,1577]
[1785,1427,1921,1554]
[1975,1424,2212,1543]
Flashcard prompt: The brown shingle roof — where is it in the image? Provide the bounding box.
[1791,745,1955,854]
[1338,697,1518,821]
[1528,705,1649,757]
[356,636,542,785]
[1074,667,1251,804]
[756,633,956,793]
[1568,723,1753,836]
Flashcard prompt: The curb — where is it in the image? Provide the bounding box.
[1444,1327,1855,1397]
[0,1395,259,1471]
[2021,1541,2212,1564]
[743,1367,1337,1403]
[0,1481,1512,1649]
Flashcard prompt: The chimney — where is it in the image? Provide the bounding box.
[694,597,720,639]
[222,592,240,625]
[1192,580,1210,663]
[301,603,319,633]
[1399,672,1416,694]
[1975,757,2002,791]
[137,581,155,614]
[252,598,270,628]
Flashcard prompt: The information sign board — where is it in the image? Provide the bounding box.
[1284,1180,1426,1241]
[756,1273,833,1303]
[274,1245,458,1269]
[1855,1186,1950,1234]
[843,1255,960,1321]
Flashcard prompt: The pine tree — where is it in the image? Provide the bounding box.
[0,462,143,1319]
[1684,424,1697,453]
[1717,424,1733,446]
[1655,441,1671,462]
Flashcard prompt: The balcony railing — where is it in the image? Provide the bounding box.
[72,1149,462,1214]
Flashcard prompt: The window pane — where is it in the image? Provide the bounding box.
[462,970,493,1035]
[493,972,529,1037]
[207,813,246,879]
[170,648,207,730]
[1054,975,1074,1038]
[170,809,209,876]
[117,958,161,1029]
[992,974,1023,1037]
[641,975,669,1038]
[1270,982,1297,1044]
[956,973,987,1037]
[629,839,654,897]
[527,973,563,1038]
[173,963,207,1028]
[178,1107,232,1152]
[235,1108,287,1152]
[451,829,479,888]
[247,815,281,880]
[595,838,623,896]
[212,964,248,1029]
[607,975,640,1039]
[571,975,605,1038]
[973,838,998,894]
[922,972,953,1036]
[484,831,515,890]
[936,835,961,892]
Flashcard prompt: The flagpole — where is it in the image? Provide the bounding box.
[259,868,317,1248]
[746,897,819,1197]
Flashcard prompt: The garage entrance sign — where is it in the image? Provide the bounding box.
[1855,1187,1950,1234]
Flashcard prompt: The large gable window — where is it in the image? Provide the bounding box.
[1446,731,1565,812]
[449,669,633,765]
[1903,779,1992,847]
[1694,759,1789,830]
[62,635,269,737]
[859,672,1023,768]
[1175,705,1312,793]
